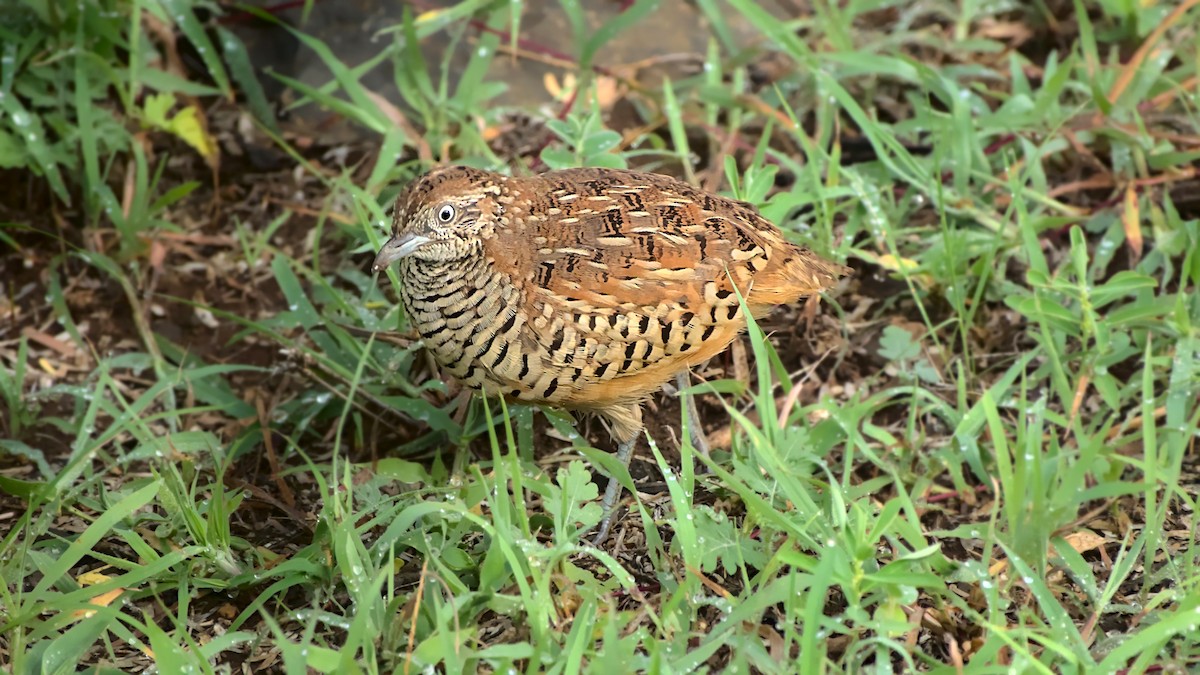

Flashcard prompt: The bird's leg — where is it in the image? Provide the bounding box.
[592,435,637,545]
[676,371,710,457]
[589,404,643,545]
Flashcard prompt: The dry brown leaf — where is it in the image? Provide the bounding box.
[975,19,1034,44]
[70,588,126,619]
[76,570,112,586]
[593,75,621,110]
[1061,530,1106,554]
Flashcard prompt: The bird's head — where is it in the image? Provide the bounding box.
[372,165,504,271]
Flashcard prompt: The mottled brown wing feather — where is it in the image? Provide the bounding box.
[497,171,740,300]
[479,168,840,408]
[491,168,839,312]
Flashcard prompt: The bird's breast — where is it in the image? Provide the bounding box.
[400,259,550,399]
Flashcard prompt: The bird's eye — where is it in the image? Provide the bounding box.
[436,204,456,223]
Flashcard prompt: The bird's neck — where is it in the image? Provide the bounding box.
[400,257,472,285]
[397,246,496,304]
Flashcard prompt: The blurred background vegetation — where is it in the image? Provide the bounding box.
[1,0,1199,672]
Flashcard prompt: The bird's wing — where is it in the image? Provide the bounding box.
[481,169,841,405]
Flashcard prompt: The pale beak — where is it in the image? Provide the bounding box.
[372,232,433,272]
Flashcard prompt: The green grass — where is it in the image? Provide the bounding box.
[2,0,1200,672]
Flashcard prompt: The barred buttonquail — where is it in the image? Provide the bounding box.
[373,165,847,542]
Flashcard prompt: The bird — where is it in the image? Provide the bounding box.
[372,165,848,543]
